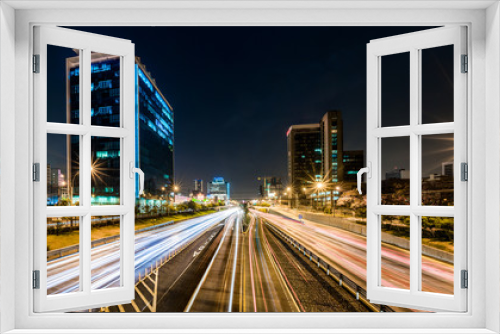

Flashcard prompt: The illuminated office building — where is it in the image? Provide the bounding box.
[67,54,174,205]
[287,110,364,191]
[207,177,231,201]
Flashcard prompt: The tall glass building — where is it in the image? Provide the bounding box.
[66,53,174,205]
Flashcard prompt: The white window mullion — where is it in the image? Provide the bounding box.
[409,47,419,294]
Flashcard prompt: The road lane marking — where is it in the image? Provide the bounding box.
[184,212,238,312]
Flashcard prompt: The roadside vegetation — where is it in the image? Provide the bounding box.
[47,202,224,251]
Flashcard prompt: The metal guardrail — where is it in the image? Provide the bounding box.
[265,222,394,313]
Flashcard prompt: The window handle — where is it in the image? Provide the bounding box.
[357,162,371,195]
[129,161,145,195]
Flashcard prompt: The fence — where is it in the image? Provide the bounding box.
[265,221,394,312]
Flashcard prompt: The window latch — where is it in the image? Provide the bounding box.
[357,162,371,195]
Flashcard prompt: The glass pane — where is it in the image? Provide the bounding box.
[422,134,454,206]
[421,45,454,124]
[381,52,410,127]
[91,136,121,205]
[421,216,454,294]
[91,215,121,290]
[47,134,80,206]
[381,215,410,290]
[47,216,80,295]
[381,137,410,205]
[91,52,121,127]
[47,45,80,124]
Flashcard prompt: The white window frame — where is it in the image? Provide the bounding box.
[366,26,467,312]
[32,26,137,312]
[1,1,499,333]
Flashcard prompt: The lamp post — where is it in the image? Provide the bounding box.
[286,187,291,208]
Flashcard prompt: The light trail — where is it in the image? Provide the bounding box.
[248,216,257,312]
[183,213,236,312]
[47,208,238,295]
[227,211,240,312]
[255,209,453,295]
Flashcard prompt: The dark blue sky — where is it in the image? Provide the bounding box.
[54,26,443,199]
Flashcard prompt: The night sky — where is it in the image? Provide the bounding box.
[48,26,454,199]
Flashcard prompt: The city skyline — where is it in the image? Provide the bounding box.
[47,26,440,199]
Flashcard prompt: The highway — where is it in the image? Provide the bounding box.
[48,204,402,313]
[255,208,454,295]
[47,208,239,295]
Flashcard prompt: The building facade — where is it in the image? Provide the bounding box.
[287,111,364,193]
[321,110,343,183]
[258,176,283,199]
[207,177,230,202]
[287,124,323,191]
[193,179,204,196]
[65,53,174,206]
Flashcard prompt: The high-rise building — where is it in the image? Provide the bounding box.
[287,110,363,191]
[66,53,174,205]
[207,177,230,201]
[193,179,204,195]
[343,150,364,182]
[287,124,322,190]
[321,110,343,183]
[258,176,283,199]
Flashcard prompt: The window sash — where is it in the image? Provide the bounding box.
[366,26,468,312]
[32,25,136,313]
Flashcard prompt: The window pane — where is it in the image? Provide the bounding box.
[91,137,121,205]
[91,215,121,290]
[422,134,454,206]
[47,45,80,124]
[381,215,410,290]
[421,45,454,124]
[381,137,410,205]
[47,216,81,295]
[421,216,454,294]
[381,52,410,127]
[91,52,121,127]
[47,134,80,206]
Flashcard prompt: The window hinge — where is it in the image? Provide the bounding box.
[461,54,468,73]
[461,270,468,289]
[33,163,40,182]
[33,270,40,289]
[461,162,468,181]
[33,54,40,73]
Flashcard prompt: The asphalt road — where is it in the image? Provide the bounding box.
[256,208,453,295]
[47,208,238,295]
